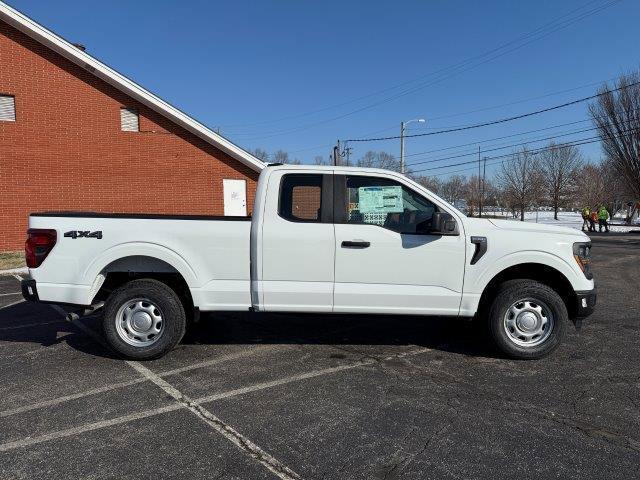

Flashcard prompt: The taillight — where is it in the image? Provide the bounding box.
[25,229,57,268]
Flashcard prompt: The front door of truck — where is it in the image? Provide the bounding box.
[333,174,465,315]
[257,170,335,312]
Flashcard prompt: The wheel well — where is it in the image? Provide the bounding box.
[93,256,193,316]
[478,263,577,317]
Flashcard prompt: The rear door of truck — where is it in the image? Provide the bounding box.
[256,169,335,312]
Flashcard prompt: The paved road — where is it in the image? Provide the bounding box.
[0,233,638,479]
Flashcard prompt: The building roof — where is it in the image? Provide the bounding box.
[0,1,265,172]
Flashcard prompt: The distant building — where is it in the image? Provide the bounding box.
[0,2,263,250]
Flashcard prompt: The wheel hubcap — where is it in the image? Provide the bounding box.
[503,298,554,348]
[115,298,164,347]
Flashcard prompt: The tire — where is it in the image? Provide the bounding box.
[103,279,186,360]
[487,279,567,360]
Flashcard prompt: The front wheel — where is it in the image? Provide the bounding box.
[103,279,186,360]
[488,280,567,359]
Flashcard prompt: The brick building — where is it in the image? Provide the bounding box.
[0,2,264,251]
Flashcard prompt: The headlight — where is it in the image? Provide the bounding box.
[573,242,592,279]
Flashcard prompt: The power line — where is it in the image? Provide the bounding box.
[411,127,639,176]
[345,79,640,143]
[401,117,595,159]
[405,125,602,168]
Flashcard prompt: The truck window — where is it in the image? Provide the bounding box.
[279,174,323,222]
[344,176,437,234]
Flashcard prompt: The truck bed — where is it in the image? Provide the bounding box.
[28,212,252,309]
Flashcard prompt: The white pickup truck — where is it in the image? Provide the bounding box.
[22,165,596,360]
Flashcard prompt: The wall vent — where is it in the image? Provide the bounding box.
[120,107,139,132]
[0,95,16,122]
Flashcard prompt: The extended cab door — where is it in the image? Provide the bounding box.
[255,169,335,312]
[333,173,465,315]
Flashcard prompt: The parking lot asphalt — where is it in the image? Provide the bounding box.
[0,233,639,479]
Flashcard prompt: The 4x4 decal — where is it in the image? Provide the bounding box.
[64,230,103,239]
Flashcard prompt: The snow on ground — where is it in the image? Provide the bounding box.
[483,210,640,233]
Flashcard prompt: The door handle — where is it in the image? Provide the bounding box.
[341,240,370,249]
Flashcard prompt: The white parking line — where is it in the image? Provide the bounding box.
[47,306,301,478]
[193,348,431,405]
[128,361,302,480]
[0,292,22,297]
[12,274,23,281]
[0,347,431,452]
[0,299,25,311]
[0,348,270,418]
[0,404,181,452]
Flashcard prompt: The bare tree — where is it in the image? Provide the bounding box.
[496,148,543,221]
[463,175,479,216]
[314,155,328,165]
[271,150,290,164]
[356,151,400,171]
[589,72,640,199]
[414,175,442,195]
[539,142,583,220]
[251,148,269,162]
[440,175,467,205]
[574,161,630,215]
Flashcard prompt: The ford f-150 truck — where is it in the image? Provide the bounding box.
[21,165,596,360]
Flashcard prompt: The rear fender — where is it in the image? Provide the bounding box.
[83,242,198,290]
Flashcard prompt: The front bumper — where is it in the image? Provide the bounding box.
[574,287,597,319]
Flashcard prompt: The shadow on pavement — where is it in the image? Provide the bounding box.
[0,301,496,360]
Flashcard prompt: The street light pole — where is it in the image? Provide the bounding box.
[400,121,406,174]
[400,118,425,174]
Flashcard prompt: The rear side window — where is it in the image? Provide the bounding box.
[279,174,323,222]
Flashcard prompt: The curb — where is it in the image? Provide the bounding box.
[0,267,28,276]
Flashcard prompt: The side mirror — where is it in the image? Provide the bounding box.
[430,212,459,235]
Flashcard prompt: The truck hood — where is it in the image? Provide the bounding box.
[487,218,589,239]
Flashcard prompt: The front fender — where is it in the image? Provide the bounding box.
[469,250,584,295]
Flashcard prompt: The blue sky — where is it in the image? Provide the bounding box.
[11,0,640,177]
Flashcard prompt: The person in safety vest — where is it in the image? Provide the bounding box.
[598,206,610,233]
[581,207,591,231]
[589,210,598,232]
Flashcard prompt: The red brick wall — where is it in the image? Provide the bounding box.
[0,21,259,251]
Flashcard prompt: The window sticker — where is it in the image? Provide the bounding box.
[358,186,404,214]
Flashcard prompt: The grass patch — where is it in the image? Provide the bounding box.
[0,251,25,270]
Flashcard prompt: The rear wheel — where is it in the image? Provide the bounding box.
[103,279,186,360]
[488,280,567,359]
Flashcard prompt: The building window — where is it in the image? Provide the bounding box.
[0,95,16,122]
[120,107,139,131]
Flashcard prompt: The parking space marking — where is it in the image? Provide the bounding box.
[0,347,432,453]
[12,274,23,281]
[194,347,431,405]
[0,292,22,297]
[0,404,181,452]
[128,361,302,480]
[0,347,271,418]
[0,299,25,311]
[0,378,146,418]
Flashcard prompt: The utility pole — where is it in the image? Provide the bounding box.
[333,140,342,166]
[482,156,487,217]
[400,122,406,174]
[342,141,352,166]
[400,118,425,175]
[478,146,482,218]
